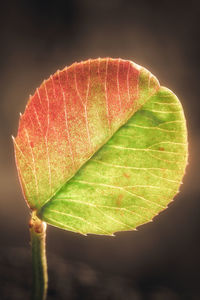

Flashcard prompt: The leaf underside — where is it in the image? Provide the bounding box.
[14,58,188,235]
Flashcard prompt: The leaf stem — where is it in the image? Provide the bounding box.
[30,211,48,300]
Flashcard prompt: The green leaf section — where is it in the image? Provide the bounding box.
[38,87,187,235]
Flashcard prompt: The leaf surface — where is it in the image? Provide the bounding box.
[14,58,188,235]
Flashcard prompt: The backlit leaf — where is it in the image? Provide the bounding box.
[13,58,188,235]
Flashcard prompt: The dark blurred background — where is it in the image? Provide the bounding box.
[0,0,200,299]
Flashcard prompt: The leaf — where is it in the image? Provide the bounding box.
[13,58,188,235]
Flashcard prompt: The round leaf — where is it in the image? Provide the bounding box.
[13,58,188,235]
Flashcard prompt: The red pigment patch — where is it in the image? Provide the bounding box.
[14,58,143,209]
[116,194,123,207]
[123,173,130,178]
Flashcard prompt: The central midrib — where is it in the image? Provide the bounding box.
[37,83,160,214]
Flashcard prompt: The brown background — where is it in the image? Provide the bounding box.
[0,1,200,299]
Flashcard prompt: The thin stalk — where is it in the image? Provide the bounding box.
[30,211,48,300]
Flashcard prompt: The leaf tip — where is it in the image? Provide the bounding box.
[109,233,116,237]
[81,232,88,236]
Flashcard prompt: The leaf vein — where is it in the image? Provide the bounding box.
[126,123,179,133]
[72,180,165,209]
[49,209,111,235]
[25,129,39,198]
[107,145,184,156]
